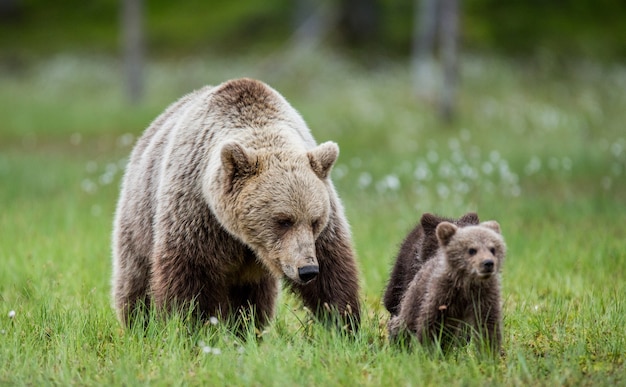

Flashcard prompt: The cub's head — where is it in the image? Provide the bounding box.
[435,220,506,280]
[208,141,339,285]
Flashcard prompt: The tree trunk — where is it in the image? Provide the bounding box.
[412,0,438,101]
[439,0,459,122]
[412,0,460,123]
[121,0,144,104]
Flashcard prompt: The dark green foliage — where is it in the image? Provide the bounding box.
[0,0,624,61]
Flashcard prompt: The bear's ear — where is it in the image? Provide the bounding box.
[221,142,258,183]
[307,141,339,179]
[480,220,501,234]
[436,222,458,246]
[459,212,480,225]
[420,213,441,234]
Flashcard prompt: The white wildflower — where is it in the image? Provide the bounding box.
[561,157,572,171]
[611,142,624,158]
[382,174,400,191]
[358,172,372,189]
[85,161,98,173]
[436,183,449,199]
[332,164,348,180]
[117,133,135,148]
[81,179,97,194]
[413,162,430,181]
[427,150,439,164]
[525,156,541,175]
[481,162,494,175]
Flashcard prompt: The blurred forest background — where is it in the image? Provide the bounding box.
[1,0,625,60]
[1,0,624,122]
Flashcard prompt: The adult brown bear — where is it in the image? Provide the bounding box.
[111,78,360,331]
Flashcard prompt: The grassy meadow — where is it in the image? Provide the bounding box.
[1,51,625,385]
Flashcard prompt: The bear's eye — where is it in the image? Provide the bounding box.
[468,248,477,256]
[490,247,496,255]
[276,217,294,229]
[311,219,320,232]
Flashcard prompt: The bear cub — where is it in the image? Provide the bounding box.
[385,213,506,353]
[383,212,480,317]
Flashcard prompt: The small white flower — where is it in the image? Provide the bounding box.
[436,183,450,199]
[383,174,400,191]
[99,172,114,185]
[427,150,439,164]
[85,161,98,173]
[611,142,624,157]
[413,162,430,181]
[81,179,97,194]
[209,316,218,325]
[481,162,494,175]
[489,150,501,163]
[525,156,542,175]
[332,164,348,180]
[117,133,135,148]
[561,157,572,171]
[202,345,221,355]
[8,310,16,319]
[357,172,372,189]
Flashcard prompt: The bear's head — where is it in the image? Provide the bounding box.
[435,221,506,280]
[207,141,339,285]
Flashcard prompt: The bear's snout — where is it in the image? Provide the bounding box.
[298,265,319,283]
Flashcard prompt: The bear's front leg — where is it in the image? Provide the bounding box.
[288,212,361,330]
[149,224,232,322]
[227,275,278,332]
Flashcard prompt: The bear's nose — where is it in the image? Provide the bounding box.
[298,265,319,283]
[481,259,495,272]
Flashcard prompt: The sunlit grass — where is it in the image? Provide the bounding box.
[1,51,625,385]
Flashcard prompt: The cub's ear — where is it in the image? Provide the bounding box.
[436,222,458,246]
[459,212,480,225]
[221,142,258,183]
[307,141,339,179]
[480,220,501,234]
[420,213,441,234]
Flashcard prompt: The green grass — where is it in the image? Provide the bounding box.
[1,51,625,385]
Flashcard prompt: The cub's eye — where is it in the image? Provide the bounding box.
[490,247,496,255]
[276,218,294,229]
[468,248,477,256]
[311,219,320,231]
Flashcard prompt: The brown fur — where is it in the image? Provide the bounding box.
[387,217,506,353]
[383,212,479,316]
[112,78,360,330]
